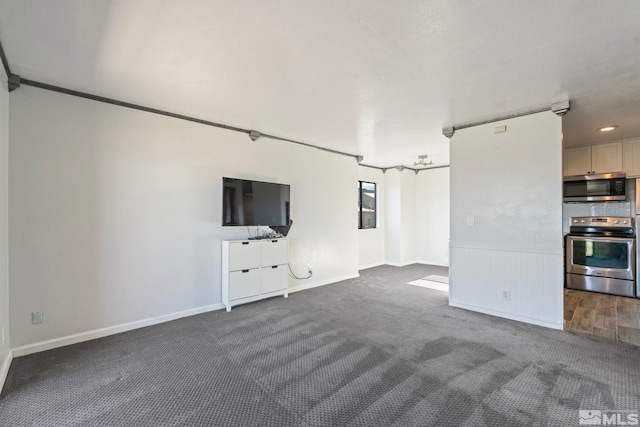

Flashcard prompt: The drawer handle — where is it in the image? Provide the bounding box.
[272,265,278,269]
[242,269,249,273]
[242,242,249,245]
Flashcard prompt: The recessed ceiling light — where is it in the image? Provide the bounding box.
[599,125,619,132]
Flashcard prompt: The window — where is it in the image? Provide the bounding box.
[358,181,377,229]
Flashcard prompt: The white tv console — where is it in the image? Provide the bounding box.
[222,238,289,311]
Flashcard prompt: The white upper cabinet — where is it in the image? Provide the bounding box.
[591,141,623,174]
[563,141,623,177]
[624,138,640,178]
[563,146,592,176]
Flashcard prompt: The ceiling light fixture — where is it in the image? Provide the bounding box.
[414,155,433,167]
[599,125,619,132]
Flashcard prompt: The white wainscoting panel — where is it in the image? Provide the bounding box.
[449,245,563,329]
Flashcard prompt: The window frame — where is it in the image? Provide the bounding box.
[358,180,377,229]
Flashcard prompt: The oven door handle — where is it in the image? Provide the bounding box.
[567,236,635,244]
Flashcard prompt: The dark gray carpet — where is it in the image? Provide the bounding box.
[1,264,640,426]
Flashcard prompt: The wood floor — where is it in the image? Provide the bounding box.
[564,288,640,346]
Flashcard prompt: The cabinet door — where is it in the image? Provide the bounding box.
[261,239,288,267]
[625,138,640,178]
[261,265,288,293]
[592,141,623,174]
[229,269,260,300]
[563,147,591,176]
[228,241,261,271]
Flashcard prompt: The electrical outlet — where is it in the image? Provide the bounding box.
[308,266,313,274]
[502,290,511,301]
[32,311,43,324]
[467,216,475,227]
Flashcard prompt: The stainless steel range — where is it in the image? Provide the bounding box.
[565,216,636,297]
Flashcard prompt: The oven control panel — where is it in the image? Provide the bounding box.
[571,217,632,227]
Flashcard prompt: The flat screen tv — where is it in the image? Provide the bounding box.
[222,177,290,227]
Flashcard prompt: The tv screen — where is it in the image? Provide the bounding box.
[222,178,290,226]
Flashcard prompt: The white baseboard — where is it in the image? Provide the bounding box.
[0,349,13,394]
[289,273,360,294]
[384,260,420,267]
[414,260,449,268]
[449,300,563,330]
[11,303,226,358]
[358,262,385,270]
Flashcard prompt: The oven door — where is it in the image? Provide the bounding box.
[566,235,635,281]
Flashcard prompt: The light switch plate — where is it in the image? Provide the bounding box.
[32,311,43,324]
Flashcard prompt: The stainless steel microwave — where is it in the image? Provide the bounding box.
[563,172,626,202]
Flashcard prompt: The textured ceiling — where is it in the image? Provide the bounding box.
[1,0,639,167]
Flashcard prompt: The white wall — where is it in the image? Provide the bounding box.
[359,162,452,272]
[449,112,563,329]
[358,167,385,269]
[9,86,359,350]
[0,74,11,386]
[400,169,416,264]
[415,167,450,266]
[384,168,418,266]
[384,169,401,265]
